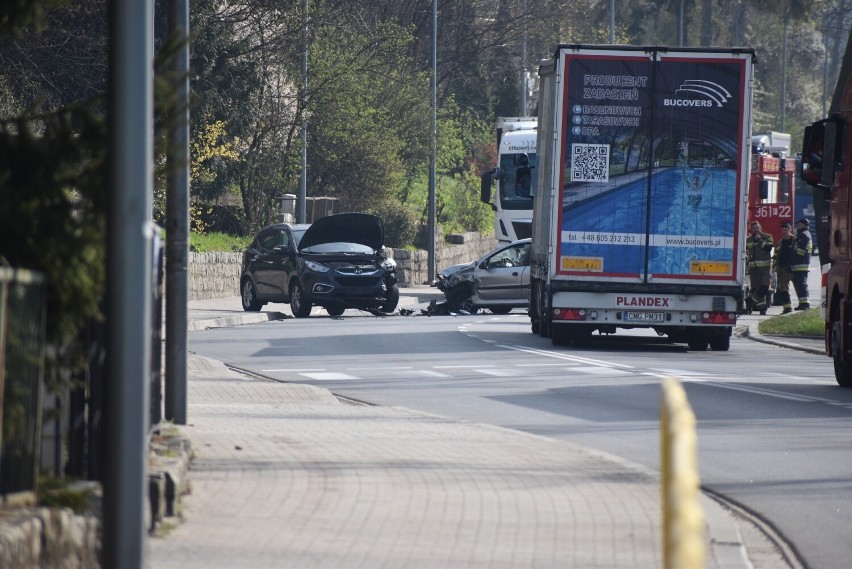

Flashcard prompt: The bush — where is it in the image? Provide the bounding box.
[368,199,418,248]
[439,167,493,235]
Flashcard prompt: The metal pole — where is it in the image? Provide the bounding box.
[679,0,685,46]
[298,0,308,224]
[823,31,829,117]
[105,0,153,566]
[610,0,615,43]
[781,16,788,131]
[165,0,189,425]
[428,0,437,284]
[521,0,527,115]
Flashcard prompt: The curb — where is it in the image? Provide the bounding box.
[739,326,825,355]
[187,311,288,332]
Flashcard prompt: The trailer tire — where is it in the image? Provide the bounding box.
[535,281,551,338]
[551,324,570,346]
[831,319,852,387]
[529,282,540,334]
[687,336,709,351]
[709,335,730,351]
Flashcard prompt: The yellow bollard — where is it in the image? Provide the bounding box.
[661,377,705,569]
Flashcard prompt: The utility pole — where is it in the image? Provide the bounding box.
[428,0,437,284]
[165,0,189,425]
[521,0,527,115]
[610,0,615,43]
[781,15,788,131]
[298,0,308,223]
[105,0,153,566]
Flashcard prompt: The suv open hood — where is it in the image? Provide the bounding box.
[297,212,385,251]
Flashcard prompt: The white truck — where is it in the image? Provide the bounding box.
[529,45,756,350]
[480,117,538,243]
[752,131,792,157]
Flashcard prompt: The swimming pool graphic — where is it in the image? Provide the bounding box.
[560,166,736,277]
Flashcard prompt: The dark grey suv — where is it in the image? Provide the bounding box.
[240,213,399,317]
[240,222,310,312]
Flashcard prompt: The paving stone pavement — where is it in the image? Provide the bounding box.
[146,290,801,569]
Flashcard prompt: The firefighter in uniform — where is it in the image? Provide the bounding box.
[791,217,813,310]
[746,220,774,315]
[773,221,795,314]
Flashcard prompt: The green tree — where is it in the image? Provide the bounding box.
[0,1,109,393]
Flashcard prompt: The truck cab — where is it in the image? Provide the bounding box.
[801,104,850,385]
[481,117,537,243]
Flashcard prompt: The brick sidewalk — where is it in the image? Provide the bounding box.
[146,355,788,569]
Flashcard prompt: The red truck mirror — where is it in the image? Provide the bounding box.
[801,119,844,189]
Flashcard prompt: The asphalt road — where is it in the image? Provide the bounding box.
[189,306,848,569]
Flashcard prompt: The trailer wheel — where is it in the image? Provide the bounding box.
[831,319,852,387]
[551,324,591,347]
[529,282,540,334]
[536,282,551,338]
[687,336,709,351]
[551,324,570,346]
[709,335,730,351]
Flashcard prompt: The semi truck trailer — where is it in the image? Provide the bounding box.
[529,45,756,350]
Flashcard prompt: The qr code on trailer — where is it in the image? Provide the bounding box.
[571,144,609,183]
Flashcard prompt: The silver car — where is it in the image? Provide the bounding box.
[434,238,531,314]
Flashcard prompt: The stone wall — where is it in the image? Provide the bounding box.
[0,507,100,569]
[189,232,498,300]
[386,232,496,286]
[189,251,243,301]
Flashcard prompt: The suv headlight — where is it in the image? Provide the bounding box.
[381,257,396,271]
[304,259,330,273]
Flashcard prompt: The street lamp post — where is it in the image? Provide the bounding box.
[428,0,437,284]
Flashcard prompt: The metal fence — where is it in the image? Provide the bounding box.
[0,267,46,498]
[65,234,164,482]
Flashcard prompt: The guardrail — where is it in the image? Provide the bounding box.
[661,377,705,569]
[0,267,46,501]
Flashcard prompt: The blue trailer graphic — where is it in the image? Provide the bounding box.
[562,167,736,276]
[557,53,747,282]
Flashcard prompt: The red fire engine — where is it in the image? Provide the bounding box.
[747,154,796,238]
[800,72,852,386]
[745,152,796,310]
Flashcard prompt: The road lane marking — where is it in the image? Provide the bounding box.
[263,368,324,372]
[299,372,359,381]
[418,370,452,378]
[499,344,634,369]
[476,368,519,377]
[516,362,581,367]
[346,367,413,371]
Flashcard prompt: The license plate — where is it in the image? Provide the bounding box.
[624,311,664,323]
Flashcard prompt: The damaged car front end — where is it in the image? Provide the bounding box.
[433,238,531,315]
[290,213,399,317]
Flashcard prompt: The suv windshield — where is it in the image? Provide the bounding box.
[300,242,374,254]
